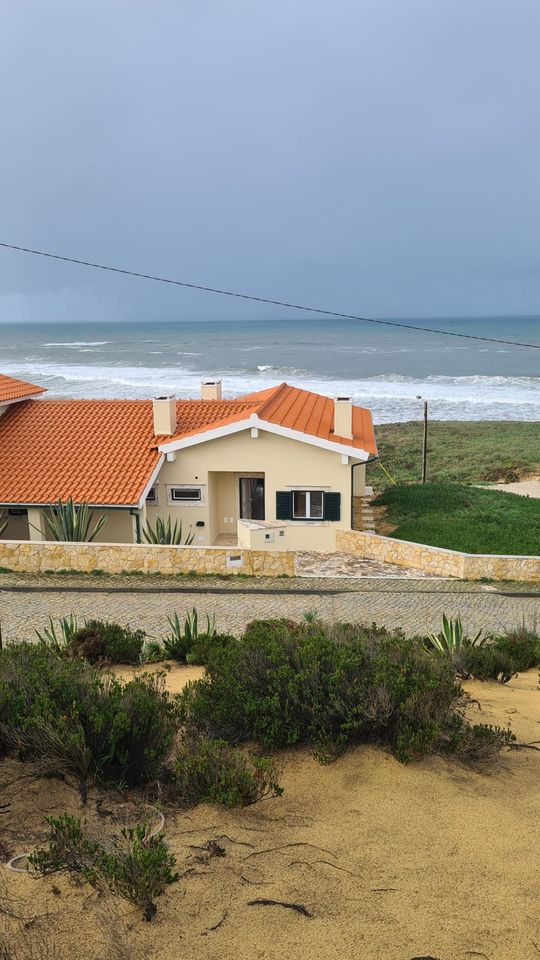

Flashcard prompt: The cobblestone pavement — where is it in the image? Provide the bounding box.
[0,572,538,641]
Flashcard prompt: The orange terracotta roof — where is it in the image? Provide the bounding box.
[170,383,378,456]
[0,400,160,506]
[0,374,46,403]
[0,382,376,507]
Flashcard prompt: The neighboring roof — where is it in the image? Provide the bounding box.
[0,400,161,507]
[0,382,377,507]
[0,374,46,404]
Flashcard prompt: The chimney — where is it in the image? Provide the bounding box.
[200,380,222,401]
[153,396,177,436]
[333,396,353,440]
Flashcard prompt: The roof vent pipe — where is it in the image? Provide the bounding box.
[153,396,177,436]
[333,396,353,440]
[200,380,222,401]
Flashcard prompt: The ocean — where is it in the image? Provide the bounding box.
[1,316,539,423]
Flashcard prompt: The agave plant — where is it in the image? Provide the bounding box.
[0,510,7,536]
[36,498,106,543]
[162,608,217,661]
[35,614,79,655]
[141,516,195,545]
[425,614,484,657]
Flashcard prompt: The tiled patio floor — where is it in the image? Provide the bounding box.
[294,551,439,579]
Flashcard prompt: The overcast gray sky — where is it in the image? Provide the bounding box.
[1,0,539,323]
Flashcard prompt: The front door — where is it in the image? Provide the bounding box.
[239,477,265,520]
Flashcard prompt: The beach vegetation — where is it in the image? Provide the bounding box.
[178,618,511,763]
[494,621,540,671]
[0,644,178,794]
[169,737,282,807]
[374,482,540,554]
[369,420,540,491]
[29,814,179,921]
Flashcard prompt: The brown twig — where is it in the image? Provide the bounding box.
[247,898,312,917]
[289,858,360,878]
[244,842,336,861]
[201,910,228,935]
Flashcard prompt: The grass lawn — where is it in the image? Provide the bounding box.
[368,421,540,491]
[374,482,540,555]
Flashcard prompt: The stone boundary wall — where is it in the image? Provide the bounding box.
[336,530,540,582]
[0,540,295,578]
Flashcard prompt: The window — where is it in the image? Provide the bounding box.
[168,485,204,505]
[292,490,324,520]
[146,486,158,504]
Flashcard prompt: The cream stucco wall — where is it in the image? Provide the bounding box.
[143,428,364,547]
[92,510,136,544]
[5,429,365,549]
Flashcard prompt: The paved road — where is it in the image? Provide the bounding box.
[0,573,538,641]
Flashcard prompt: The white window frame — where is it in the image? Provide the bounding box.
[146,485,159,505]
[292,489,324,520]
[167,484,205,506]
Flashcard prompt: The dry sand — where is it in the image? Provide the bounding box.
[1,668,539,960]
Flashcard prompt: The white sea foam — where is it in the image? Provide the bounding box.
[42,341,111,347]
[2,360,539,423]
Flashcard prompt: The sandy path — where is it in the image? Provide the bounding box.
[1,670,539,960]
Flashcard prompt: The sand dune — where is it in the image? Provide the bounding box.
[1,669,539,960]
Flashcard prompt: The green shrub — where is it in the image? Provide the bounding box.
[494,624,540,672]
[70,620,146,664]
[441,718,516,764]
[29,814,179,920]
[179,619,468,763]
[0,644,178,792]
[458,644,516,683]
[169,737,282,807]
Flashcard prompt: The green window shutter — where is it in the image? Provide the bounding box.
[276,491,292,520]
[323,492,341,521]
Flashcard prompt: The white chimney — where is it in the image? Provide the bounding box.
[153,396,177,435]
[333,396,353,440]
[200,380,223,401]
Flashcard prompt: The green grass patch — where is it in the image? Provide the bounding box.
[369,421,540,491]
[374,483,540,555]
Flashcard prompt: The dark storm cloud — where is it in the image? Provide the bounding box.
[1,0,539,322]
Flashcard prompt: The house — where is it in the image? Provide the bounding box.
[0,373,377,551]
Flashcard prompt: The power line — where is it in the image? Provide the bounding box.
[1,240,539,350]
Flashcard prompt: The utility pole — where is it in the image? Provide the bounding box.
[416,395,428,483]
[421,399,428,483]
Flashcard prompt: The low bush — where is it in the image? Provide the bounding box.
[179,618,496,763]
[169,737,282,807]
[493,624,540,672]
[441,719,516,764]
[70,620,146,664]
[29,814,179,921]
[458,644,516,683]
[0,644,178,793]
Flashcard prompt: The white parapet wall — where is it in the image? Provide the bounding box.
[336,529,540,581]
[0,539,295,577]
[237,519,337,552]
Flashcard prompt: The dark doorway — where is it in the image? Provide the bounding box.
[239,477,265,520]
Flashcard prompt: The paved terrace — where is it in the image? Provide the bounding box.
[0,571,538,642]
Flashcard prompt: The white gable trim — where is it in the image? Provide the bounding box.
[137,454,166,509]
[1,393,44,408]
[157,414,371,461]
